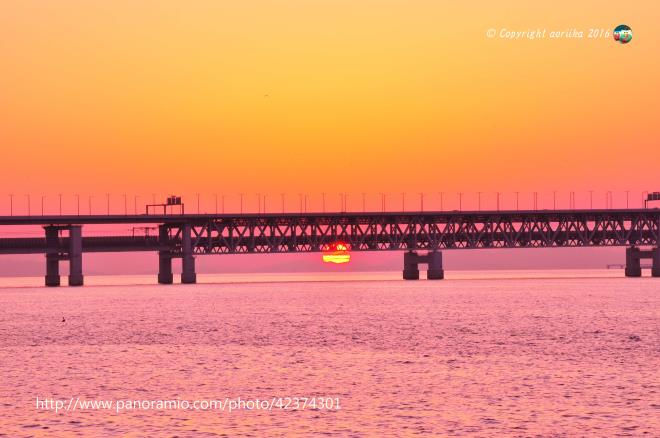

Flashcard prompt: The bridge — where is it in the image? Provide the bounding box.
[0,208,659,286]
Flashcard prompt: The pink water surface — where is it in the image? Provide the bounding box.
[1,271,658,436]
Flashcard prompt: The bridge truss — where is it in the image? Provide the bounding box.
[169,210,659,254]
[0,209,658,284]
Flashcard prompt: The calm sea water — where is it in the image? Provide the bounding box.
[1,271,658,436]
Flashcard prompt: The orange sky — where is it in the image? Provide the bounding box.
[1,1,659,212]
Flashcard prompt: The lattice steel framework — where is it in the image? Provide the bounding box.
[0,210,658,255]
[162,210,660,255]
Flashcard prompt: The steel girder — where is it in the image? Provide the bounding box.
[0,210,657,255]
[170,211,660,255]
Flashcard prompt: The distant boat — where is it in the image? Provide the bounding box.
[606,263,651,269]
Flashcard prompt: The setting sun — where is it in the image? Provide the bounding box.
[322,242,351,264]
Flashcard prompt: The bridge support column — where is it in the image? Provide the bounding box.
[181,223,197,284]
[158,253,173,284]
[403,250,444,280]
[157,225,173,284]
[625,247,642,277]
[182,256,196,284]
[68,226,83,286]
[652,247,660,278]
[44,226,60,287]
[427,251,444,280]
[46,255,60,287]
[403,251,420,280]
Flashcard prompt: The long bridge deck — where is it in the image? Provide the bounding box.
[0,208,658,285]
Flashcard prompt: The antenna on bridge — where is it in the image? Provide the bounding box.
[645,192,660,209]
[145,195,184,215]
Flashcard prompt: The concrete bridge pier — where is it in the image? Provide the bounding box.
[44,226,60,287]
[403,250,444,280]
[180,223,197,284]
[68,226,83,286]
[45,256,60,286]
[44,225,83,286]
[158,253,173,284]
[157,225,173,284]
[181,256,196,284]
[403,251,420,279]
[625,247,642,277]
[427,251,444,279]
[625,246,660,277]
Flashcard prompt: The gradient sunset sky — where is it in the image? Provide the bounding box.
[1,1,659,214]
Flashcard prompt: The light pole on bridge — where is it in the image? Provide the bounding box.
[298,193,309,213]
[515,191,519,211]
[51,191,652,216]
[571,191,576,210]
[339,193,348,213]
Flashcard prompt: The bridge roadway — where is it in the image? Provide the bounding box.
[0,208,658,286]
